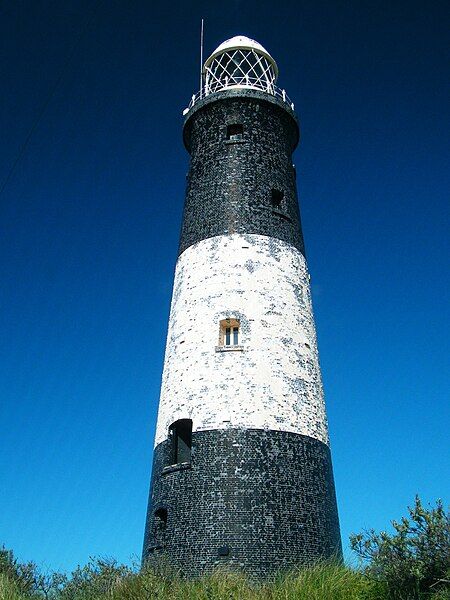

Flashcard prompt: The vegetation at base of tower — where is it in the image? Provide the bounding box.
[350,496,450,599]
[1,497,448,600]
[0,562,389,600]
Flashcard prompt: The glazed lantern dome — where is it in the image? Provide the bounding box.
[183,35,294,114]
[203,35,279,95]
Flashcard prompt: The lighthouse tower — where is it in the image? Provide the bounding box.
[143,36,342,578]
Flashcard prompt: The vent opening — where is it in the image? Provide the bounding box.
[226,124,243,141]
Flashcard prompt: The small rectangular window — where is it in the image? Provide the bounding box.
[169,419,192,465]
[271,189,284,208]
[152,507,168,549]
[226,124,243,141]
[219,319,240,347]
[154,508,167,530]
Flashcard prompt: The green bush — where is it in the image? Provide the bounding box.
[350,496,450,599]
[56,558,132,600]
[0,547,38,597]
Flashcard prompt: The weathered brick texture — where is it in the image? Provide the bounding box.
[143,87,342,577]
[154,234,329,448]
[143,429,341,579]
[179,89,305,256]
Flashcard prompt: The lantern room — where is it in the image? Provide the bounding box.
[203,35,278,94]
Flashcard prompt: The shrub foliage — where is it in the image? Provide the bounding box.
[350,496,450,599]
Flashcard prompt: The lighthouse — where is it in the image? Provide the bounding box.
[143,35,342,578]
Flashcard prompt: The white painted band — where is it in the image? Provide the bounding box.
[154,234,329,447]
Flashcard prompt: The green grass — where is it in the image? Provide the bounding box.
[107,562,387,600]
[0,574,28,600]
[0,563,388,600]
[2,562,449,600]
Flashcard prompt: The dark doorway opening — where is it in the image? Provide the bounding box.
[169,419,192,464]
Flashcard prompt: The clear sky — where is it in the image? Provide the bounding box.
[0,0,448,573]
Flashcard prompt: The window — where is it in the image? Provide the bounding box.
[271,188,284,208]
[154,508,167,530]
[153,508,168,548]
[226,124,243,141]
[219,318,240,346]
[168,419,192,465]
[225,326,239,345]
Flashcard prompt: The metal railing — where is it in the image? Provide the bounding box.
[183,84,295,115]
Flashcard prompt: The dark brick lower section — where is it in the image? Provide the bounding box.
[142,428,341,579]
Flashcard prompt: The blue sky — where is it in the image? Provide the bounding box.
[0,0,448,572]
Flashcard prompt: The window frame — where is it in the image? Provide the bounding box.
[219,319,240,347]
[226,123,244,141]
[216,318,244,353]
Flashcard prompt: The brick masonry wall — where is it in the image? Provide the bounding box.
[143,428,342,578]
[179,90,305,256]
[154,233,329,448]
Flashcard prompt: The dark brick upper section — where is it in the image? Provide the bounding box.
[179,89,305,257]
[143,428,342,579]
